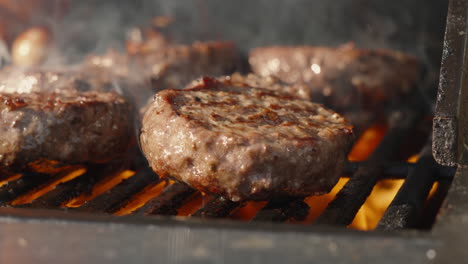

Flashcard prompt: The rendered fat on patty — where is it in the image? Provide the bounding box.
[140,77,354,201]
[0,91,133,172]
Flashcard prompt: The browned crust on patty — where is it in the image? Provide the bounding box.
[141,77,354,201]
[0,91,133,171]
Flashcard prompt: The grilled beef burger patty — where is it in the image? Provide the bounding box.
[140,77,354,201]
[0,91,132,171]
[86,41,240,92]
[249,44,420,128]
[0,66,152,112]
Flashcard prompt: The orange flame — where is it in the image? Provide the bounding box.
[114,180,170,216]
[230,201,268,221]
[66,170,135,207]
[407,154,419,163]
[300,124,419,230]
[348,123,388,161]
[11,167,86,205]
[350,179,404,230]
[177,192,212,217]
[302,178,349,224]
[0,174,21,188]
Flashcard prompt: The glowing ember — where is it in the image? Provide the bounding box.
[114,180,170,216]
[0,174,21,188]
[177,192,212,217]
[11,167,86,205]
[66,170,135,207]
[230,201,268,221]
[28,160,77,174]
[407,154,419,163]
[0,174,22,187]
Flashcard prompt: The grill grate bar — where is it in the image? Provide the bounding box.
[314,108,421,226]
[345,162,453,179]
[0,172,21,182]
[75,168,156,213]
[377,139,438,230]
[192,196,242,218]
[0,172,56,206]
[133,182,195,215]
[252,197,310,222]
[420,177,454,229]
[20,164,123,209]
[345,161,414,179]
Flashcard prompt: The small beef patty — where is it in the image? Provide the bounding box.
[0,66,135,94]
[86,41,240,92]
[0,91,133,171]
[141,77,354,201]
[0,65,153,113]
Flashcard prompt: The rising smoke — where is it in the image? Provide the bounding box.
[1,0,448,108]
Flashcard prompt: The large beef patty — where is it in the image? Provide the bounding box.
[140,77,354,201]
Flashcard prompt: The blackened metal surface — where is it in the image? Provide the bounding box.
[0,207,438,264]
[0,173,50,206]
[433,0,466,166]
[420,178,453,229]
[345,161,414,179]
[377,141,439,230]
[314,108,421,226]
[21,165,105,209]
[432,117,458,166]
[345,162,454,179]
[193,197,242,218]
[252,197,310,222]
[434,0,466,117]
[76,168,156,213]
[134,182,194,215]
[433,166,468,263]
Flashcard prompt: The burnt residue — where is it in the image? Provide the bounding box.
[134,182,195,215]
[433,117,457,167]
[377,141,439,230]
